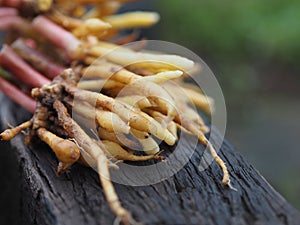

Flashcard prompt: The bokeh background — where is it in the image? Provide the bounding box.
[127,0,300,210]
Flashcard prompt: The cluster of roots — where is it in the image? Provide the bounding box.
[0,1,235,224]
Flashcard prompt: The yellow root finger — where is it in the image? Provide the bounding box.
[139,70,183,84]
[38,0,53,12]
[65,85,176,145]
[126,65,153,76]
[72,18,111,38]
[129,79,177,118]
[77,79,124,91]
[97,110,130,134]
[72,100,130,134]
[83,62,177,117]
[162,82,214,116]
[88,42,194,72]
[98,128,140,149]
[182,88,214,115]
[167,121,178,140]
[116,95,152,109]
[0,121,32,141]
[143,108,178,139]
[102,140,163,161]
[37,128,80,175]
[103,11,160,29]
[130,128,160,155]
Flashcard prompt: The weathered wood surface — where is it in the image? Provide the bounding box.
[1,93,300,225]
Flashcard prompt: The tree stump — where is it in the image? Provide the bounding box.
[1,93,299,225]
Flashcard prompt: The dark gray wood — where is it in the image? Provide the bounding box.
[1,93,300,225]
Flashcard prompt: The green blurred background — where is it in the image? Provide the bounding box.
[129,0,300,210]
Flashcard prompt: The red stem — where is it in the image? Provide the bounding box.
[0,7,18,17]
[0,15,20,30]
[32,16,80,55]
[0,15,28,32]
[0,76,35,113]
[0,0,22,8]
[12,39,66,78]
[0,44,51,87]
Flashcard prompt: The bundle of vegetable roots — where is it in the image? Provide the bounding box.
[0,0,234,224]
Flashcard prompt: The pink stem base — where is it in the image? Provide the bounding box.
[12,39,66,79]
[0,44,51,87]
[0,7,18,17]
[32,16,80,55]
[0,76,35,113]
